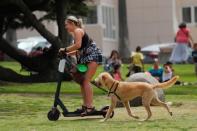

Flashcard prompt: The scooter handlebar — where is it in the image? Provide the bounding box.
[57,51,68,59]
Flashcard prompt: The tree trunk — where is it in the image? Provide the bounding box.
[118,0,130,61]
[0,65,56,83]
[5,28,17,48]
[0,17,4,37]
[55,0,70,47]
[4,28,17,60]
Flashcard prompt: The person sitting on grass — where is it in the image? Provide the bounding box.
[148,58,163,82]
[126,46,144,77]
[162,63,173,82]
[104,50,122,73]
[111,63,123,81]
[192,43,197,77]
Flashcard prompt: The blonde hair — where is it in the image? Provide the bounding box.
[77,18,84,28]
[66,16,83,28]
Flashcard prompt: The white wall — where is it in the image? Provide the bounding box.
[126,0,174,50]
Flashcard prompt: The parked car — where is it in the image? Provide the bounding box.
[17,36,51,54]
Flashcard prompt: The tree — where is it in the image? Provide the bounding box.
[0,0,89,82]
[118,0,130,61]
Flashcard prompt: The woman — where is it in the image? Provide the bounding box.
[170,23,194,63]
[59,16,102,115]
[104,50,122,72]
[162,63,173,82]
[104,50,123,80]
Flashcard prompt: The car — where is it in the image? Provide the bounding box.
[17,36,51,54]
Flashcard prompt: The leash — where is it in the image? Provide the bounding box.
[94,85,108,93]
[108,81,121,101]
[90,81,121,100]
[90,81,108,93]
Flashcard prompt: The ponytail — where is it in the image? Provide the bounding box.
[77,18,84,28]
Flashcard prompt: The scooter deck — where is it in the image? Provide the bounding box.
[62,111,106,117]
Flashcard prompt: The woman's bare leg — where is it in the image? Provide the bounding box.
[82,62,98,108]
[80,86,86,106]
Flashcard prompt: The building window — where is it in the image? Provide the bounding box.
[195,7,197,23]
[102,6,116,39]
[83,6,98,24]
[182,6,197,24]
[182,7,192,23]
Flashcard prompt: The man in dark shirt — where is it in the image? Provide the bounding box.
[192,43,197,76]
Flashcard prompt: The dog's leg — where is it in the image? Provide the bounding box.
[141,93,153,121]
[123,101,139,119]
[151,97,173,116]
[100,96,117,122]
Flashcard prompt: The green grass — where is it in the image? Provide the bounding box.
[0,61,196,94]
[0,61,197,131]
[0,94,197,131]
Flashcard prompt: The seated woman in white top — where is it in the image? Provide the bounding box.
[162,64,173,82]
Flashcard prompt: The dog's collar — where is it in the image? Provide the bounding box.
[108,81,121,101]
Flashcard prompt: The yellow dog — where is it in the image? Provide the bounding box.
[93,72,179,122]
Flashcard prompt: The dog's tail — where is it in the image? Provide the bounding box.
[152,76,179,89]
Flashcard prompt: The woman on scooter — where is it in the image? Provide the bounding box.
[59,16,102,115]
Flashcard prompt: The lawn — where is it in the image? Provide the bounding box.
[0,61,197,131]
[0,94,197,131]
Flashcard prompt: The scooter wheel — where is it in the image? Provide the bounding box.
[101,106,114,118]
[47,108,60,121]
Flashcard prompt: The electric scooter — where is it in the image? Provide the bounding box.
[47,53,114,121]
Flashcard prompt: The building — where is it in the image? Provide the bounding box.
[16,0,197,57]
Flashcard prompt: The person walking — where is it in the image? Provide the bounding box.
[170,23,194,64]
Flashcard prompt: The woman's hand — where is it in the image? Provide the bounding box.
[58,48,67,58]
[59,48,66,53]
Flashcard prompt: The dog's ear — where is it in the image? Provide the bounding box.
[102,75,107,81]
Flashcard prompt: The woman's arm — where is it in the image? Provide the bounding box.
[67,50,78,56]
[59,29,83,53]
[189,33,194,47]
[66,29,83,52]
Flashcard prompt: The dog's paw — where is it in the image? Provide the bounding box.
[99,119,106,122]
[170,112,173,116]
[133,115,140,119]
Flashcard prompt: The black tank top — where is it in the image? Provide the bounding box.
[80,32,92,50]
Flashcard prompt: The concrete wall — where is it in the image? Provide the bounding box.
[126,0,174,51]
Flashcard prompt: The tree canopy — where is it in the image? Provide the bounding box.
[0,0,90,82]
